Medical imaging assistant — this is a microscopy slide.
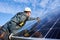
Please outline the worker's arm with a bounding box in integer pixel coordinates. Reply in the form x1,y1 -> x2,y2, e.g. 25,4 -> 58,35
28,17 -> 37,21
28,17 -> 40,22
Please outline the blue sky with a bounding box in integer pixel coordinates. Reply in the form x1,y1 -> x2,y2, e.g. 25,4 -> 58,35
0,0 -> 60,26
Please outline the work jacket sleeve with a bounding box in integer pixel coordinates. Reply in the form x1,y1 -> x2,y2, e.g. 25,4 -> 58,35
28,17 -> 37,21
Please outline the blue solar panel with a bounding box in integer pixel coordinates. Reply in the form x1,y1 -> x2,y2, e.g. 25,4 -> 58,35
1,10 -> 60,40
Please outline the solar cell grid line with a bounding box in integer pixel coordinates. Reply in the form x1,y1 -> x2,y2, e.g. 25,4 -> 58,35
44,18 -> 59,37
25,21 -> 37,29
52,27 -> 60,30
27,21 -> 40,33
41,18 -> 53,27
27,18 -> 52,36
50,29 -> 56,38
27,14 -> 58,33
31,21 -> 54,36
44,17 -> 60,38
46,29 -> 56,38
40,15 -> 58,28
45,18 -> 60,38
30,17 -> 57,37
53,18 -> 60,28
27,22 -> 40,30
30,15 -> 59,37
51,18 -> 60,38
57,18 -> 60,24
40,20 -> 57,30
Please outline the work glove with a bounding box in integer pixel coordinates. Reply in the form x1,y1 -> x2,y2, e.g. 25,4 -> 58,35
37,17 -> 40,22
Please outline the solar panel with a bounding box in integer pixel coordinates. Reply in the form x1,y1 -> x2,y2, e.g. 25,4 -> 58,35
1,11 -> 60,40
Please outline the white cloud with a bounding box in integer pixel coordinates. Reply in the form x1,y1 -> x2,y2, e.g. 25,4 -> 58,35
39,0 -> 49,8
14,0 -> 29,3
49,0 -> 60,10
13,0 -> 40,10
0,0 -> 60,15
0,2 -> 22,14
0,0 -> 39,15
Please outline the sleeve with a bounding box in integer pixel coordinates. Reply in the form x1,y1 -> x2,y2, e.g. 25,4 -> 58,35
28,17 -> 37,21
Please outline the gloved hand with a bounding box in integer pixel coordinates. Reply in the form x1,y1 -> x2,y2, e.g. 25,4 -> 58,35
37,17 -> 40,22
